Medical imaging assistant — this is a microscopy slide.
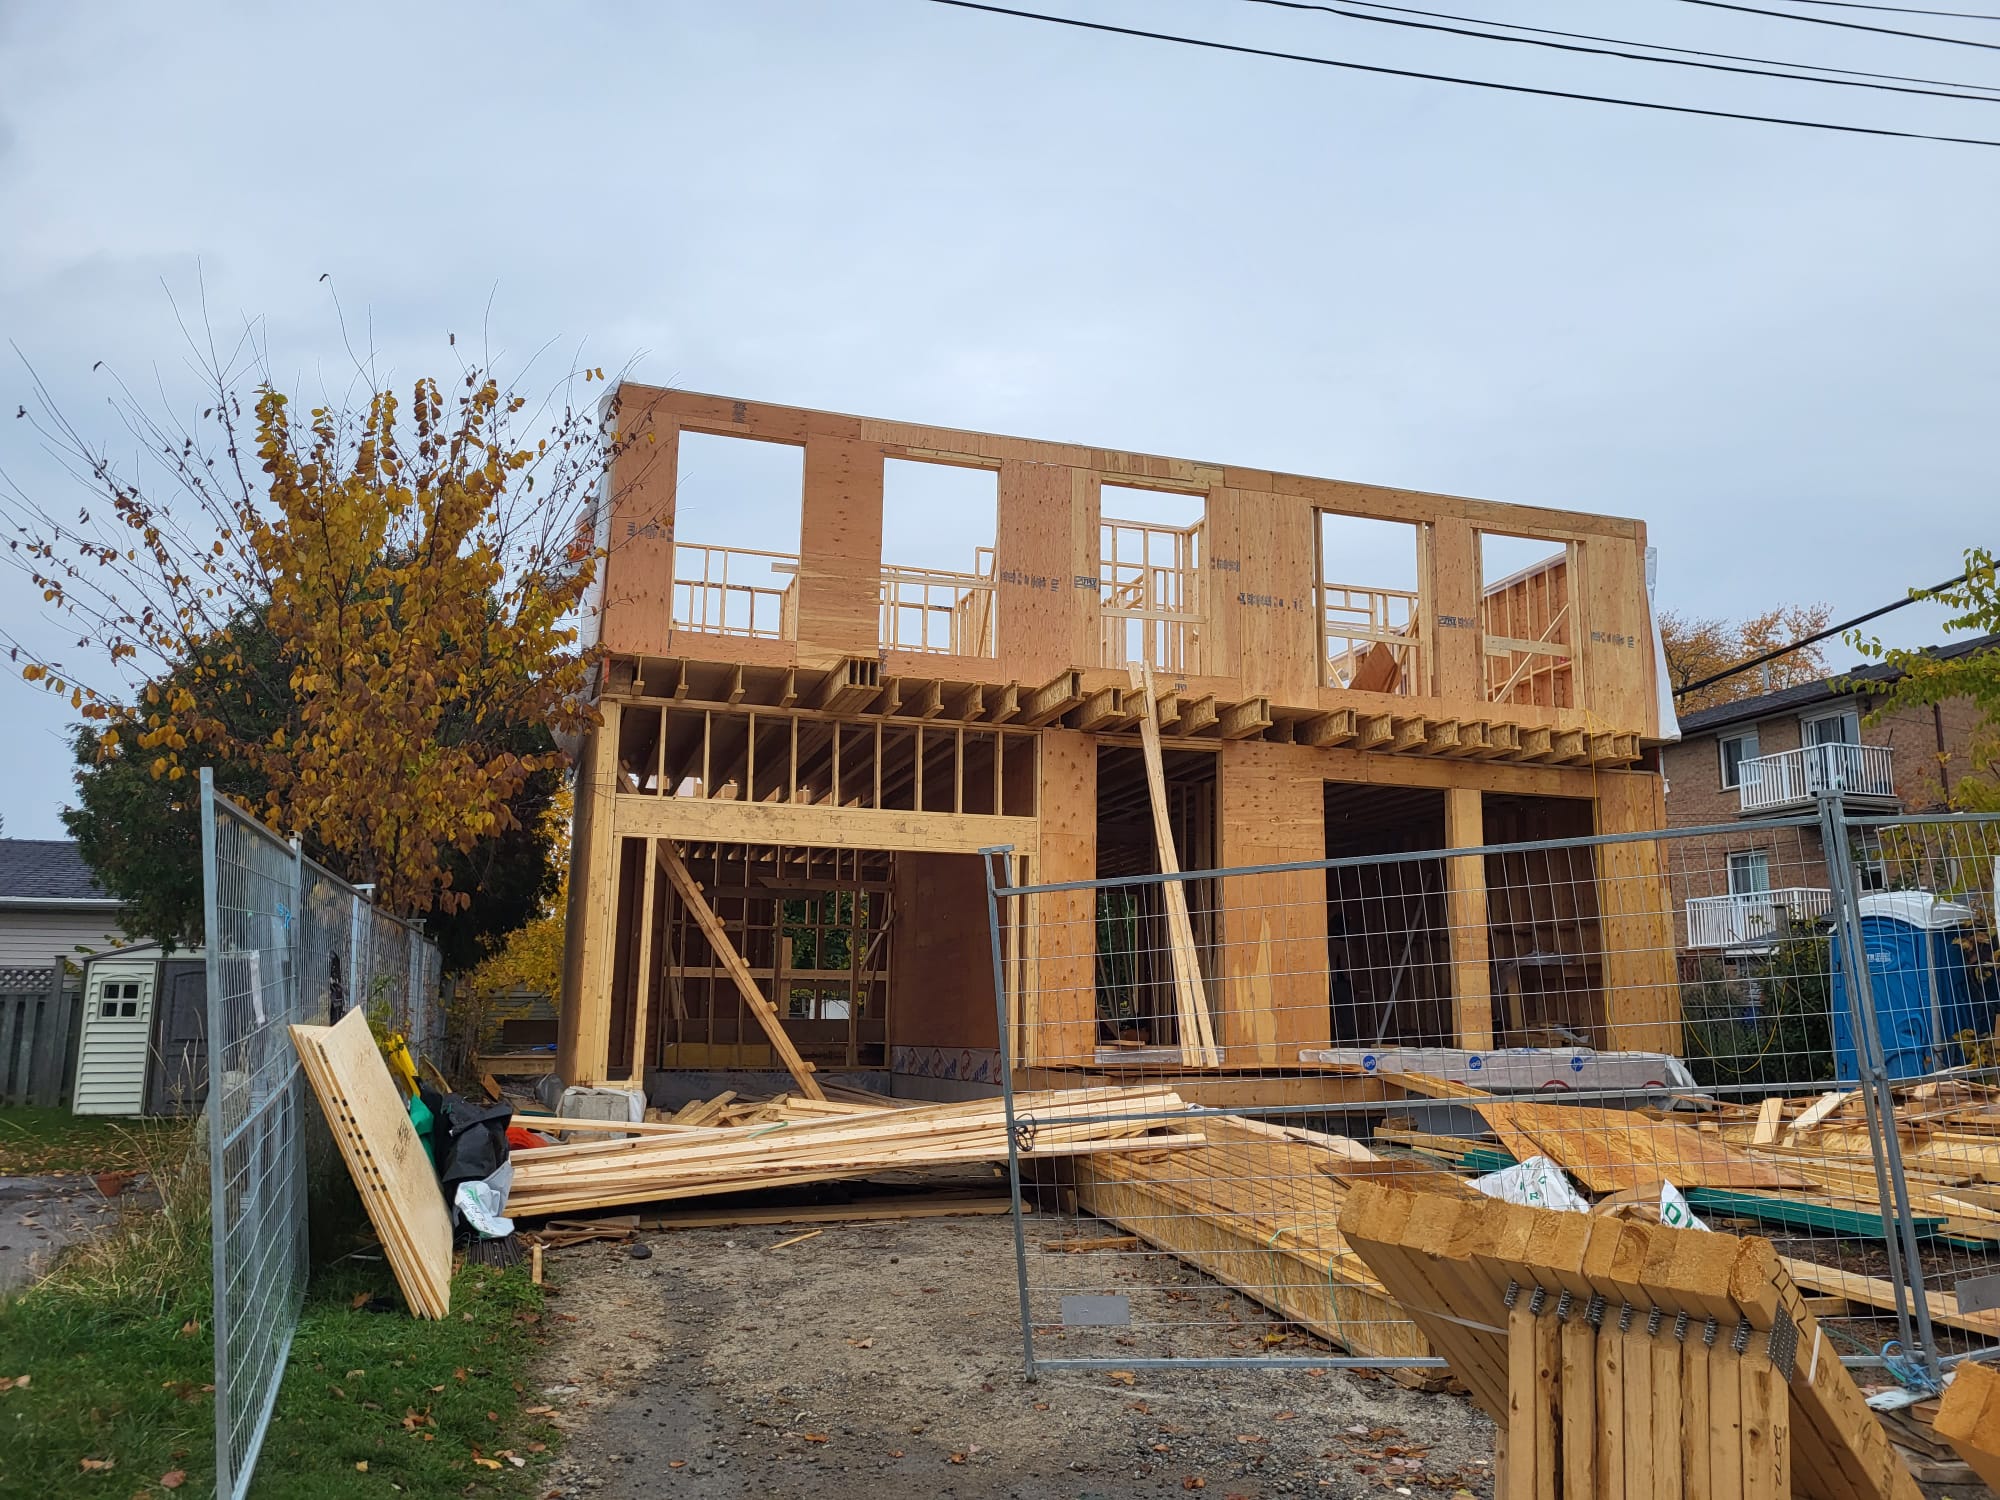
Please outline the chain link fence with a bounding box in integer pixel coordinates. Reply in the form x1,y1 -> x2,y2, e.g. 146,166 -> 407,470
984,797 -> 2000,1386
201,769 -> 443,1499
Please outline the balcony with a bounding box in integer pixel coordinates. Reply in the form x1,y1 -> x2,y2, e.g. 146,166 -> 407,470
1737,742 -> 1896,815
1686,887 -> 1833,951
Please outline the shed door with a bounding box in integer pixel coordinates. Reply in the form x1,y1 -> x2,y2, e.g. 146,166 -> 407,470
145,962 -> 208,1117
72,964 -> 157,1116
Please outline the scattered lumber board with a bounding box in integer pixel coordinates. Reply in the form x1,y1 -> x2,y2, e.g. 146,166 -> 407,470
1935,1360 -> 2000,1490
1476,1098 -> 1812,1193
638,1190 -> 1014,1231
506,1087 -> 1197,1218
291,1008 -> 453,1319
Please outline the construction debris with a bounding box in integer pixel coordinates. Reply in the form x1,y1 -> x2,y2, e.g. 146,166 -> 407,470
1339,1182 -> 1923,1500
504,1087 -> 1200,1219
1934,1360 -> 2000,1489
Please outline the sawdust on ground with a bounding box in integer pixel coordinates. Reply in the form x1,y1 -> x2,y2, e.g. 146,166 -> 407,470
532,1212 -> 1496,1500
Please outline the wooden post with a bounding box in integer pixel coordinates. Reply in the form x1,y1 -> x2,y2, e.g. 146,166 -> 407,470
655,841 -> 826,1100
1130,662 -> 1220,1067
626,837 -> 658,1087
1445,786 -> 1494,1050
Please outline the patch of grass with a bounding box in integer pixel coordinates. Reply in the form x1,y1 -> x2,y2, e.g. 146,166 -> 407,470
0,1107 -> 195,1176
0,1117 -> 557,1498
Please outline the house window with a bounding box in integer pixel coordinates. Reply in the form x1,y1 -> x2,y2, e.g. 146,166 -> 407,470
1805,708 -> 1861,748
1727,850 -> 1771,897
1719,730 -> 1759,789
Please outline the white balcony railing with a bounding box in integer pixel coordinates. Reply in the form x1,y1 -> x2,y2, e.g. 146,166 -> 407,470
1737,742 -> 1896,813
1686,887 -> 1833,949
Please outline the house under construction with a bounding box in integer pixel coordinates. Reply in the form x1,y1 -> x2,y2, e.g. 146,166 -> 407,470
556,389 -> 1676,1100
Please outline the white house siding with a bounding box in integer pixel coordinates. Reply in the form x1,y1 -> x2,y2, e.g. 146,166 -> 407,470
0,910 -> 126,969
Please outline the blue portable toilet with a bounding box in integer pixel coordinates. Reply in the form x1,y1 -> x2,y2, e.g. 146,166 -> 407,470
1831,892 -> 1991,1080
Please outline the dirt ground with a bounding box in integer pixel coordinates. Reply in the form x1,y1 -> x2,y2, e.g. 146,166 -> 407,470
533,1211 -> 1495,1500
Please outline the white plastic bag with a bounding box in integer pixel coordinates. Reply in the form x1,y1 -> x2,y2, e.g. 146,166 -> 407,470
455,1160 -> 515,1239
1659,1181 -> 1710,1232
1470,1155 -> 1590,1214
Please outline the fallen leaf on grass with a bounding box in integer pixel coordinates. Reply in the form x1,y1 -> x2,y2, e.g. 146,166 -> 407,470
178,1319 -> 199,1337
0,1375 -> 28,1393
473,1457 -> 502,1469
160,1472 -> 186,1490
354,1462 -> 367,1473
79,1457 -> 114,1471
350,1290 -> 372,1310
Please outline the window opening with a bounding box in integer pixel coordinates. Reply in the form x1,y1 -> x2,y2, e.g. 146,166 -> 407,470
1100,485 -> 1205,675
1317,511 -> 1427,694
1719,730 -> 1760,789
879,459 -> 998,657
671,432 -> 804,639
1479,531 -> 1577,706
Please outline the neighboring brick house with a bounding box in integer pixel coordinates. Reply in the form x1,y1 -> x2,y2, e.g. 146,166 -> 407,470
1661,633 -> 1997,954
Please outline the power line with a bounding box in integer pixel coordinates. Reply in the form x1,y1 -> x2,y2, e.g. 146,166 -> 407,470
1669,0 -> 2000,51
1237,0 -> 2000,102
1672,571 -> 1971,698
918,0 -> 2000,146
1780,0 -> 2000,18
1318,0 -> 2000,94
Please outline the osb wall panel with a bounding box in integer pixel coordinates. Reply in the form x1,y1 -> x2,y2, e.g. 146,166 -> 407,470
1215,741 -> 1330,1064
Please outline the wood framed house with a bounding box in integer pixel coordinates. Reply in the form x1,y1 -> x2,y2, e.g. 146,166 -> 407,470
557,389 -> 1678,1100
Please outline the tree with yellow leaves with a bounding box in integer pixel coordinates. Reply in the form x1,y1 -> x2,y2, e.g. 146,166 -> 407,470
4,329 -> 641,951
1658,603 -> 1831,714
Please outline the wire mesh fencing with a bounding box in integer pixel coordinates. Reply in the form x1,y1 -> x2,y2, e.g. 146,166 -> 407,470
983,799 -> 2000,1385
201,770 -> 443,1500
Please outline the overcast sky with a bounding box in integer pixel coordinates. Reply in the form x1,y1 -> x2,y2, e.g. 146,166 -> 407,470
1,0 -> 1994,838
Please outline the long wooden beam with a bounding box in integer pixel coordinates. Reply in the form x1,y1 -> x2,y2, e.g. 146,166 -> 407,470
1131,663 -> 1221,1067
655,840 -> 826,1100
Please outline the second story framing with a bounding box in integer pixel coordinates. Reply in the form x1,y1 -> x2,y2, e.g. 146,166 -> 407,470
589,388 -> 1665,761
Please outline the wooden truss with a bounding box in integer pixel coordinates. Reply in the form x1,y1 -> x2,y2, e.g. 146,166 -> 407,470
1339,1183 -> 1921,1500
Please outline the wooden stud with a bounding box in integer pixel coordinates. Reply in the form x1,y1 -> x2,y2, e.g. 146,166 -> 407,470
655,841 -> 825,1100
1130,663 -> 1221,1068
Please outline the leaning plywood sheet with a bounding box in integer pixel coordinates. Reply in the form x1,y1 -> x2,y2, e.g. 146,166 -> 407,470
1477,1098 -> 1813,1193
291,1008 -> 452,1319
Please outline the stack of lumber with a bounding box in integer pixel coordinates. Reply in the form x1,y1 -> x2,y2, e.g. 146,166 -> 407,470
291,1009 -> 454,1319
505,1087 -> 1198,1219
647,1089 -> 908,1129
1339,1183 -> 1923,1500
1071,1114 -> 1468,1361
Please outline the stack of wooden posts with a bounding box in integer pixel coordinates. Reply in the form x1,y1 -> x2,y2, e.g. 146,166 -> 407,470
292,1009 -> 455,1319
505,1087 -> 1200,1219
1338,1182 -> 1923,1500
1071,1114 -> 1469,1362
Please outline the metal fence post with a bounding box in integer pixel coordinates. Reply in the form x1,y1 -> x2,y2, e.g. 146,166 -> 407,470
1819,791 -> 1941,1382
980,845 -> 1038,1383
199,769 -> 234,1495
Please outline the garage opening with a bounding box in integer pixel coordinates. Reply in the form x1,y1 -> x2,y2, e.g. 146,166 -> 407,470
1323,783 -> 1450,1047
1481,793 -> 1604,1046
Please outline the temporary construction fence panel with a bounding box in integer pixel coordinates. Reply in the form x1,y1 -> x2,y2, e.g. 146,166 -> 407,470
201,770 -> 443,1500
982,799 -> 2000,1385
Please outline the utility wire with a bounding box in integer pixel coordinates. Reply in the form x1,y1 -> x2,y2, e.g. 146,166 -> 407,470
1672,572 -> 1971,698
919,0 -> 2000,146
1779,0 -> 2000,18
1309,0 -> 2000,94
1238,0 -> 2000,102
1670,0 -> 2000,52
